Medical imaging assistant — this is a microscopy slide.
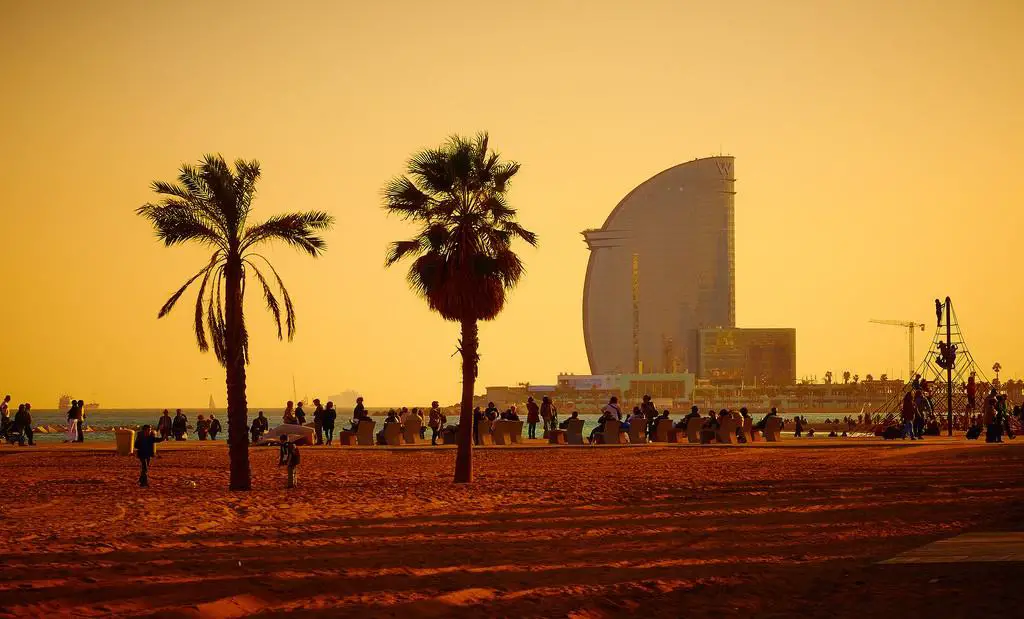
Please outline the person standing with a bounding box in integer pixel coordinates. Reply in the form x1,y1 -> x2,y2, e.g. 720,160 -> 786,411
640,395 -> 658,437
526,397 -> 540,440
428,401 -> 444,445
172,409 -> 188,441
14,403 -> 33,446
312,399 -> 324,445
208,414 -> 222,440
0,395 -> 10,439
134,425 -> 165,488
323,402 -> 337,446
196,414 -> 210,440
278,435 -> 300,489
65,405 -> 79,443
251,410 -> 269,444
901,392 -> 918,440
157,409 -> 173,440
76,400 -> 86,442
295,402 -> 306,426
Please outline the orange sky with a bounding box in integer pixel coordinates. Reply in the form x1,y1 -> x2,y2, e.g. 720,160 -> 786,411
1,0 -> 1021,408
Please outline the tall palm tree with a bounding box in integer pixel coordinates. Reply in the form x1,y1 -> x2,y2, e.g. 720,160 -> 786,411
382,133 -> 537,483
137,154 -> 333,490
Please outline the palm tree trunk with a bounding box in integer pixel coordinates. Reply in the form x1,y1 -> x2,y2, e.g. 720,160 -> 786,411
453,318 -> 478,483
224,255 -> 252,491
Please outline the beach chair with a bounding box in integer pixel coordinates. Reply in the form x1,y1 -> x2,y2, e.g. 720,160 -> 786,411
476,421 -> 494,446
652,418 -> 674,442
716,416 -> 739,444
741,417 -> 758,442
509,420 -> 524,443
601,420 -> 627,445
402,416 -> 423,445
379,422 -> 402,446
627,419 -> 648,444
686,417 -> 704,443
764,417 -> 783,442
565,418 -> 585,445
492,421 -> 511,445
548,429 -> 567,444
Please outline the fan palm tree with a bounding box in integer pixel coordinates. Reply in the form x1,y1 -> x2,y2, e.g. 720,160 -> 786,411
382,132 -> 537,483
137,154 -> 333,490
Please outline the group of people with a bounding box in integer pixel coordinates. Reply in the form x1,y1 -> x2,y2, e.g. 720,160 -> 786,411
966,388 -> 1019,442
581,396 -> 781,444
155,409 -> 222,441
374,400 -> 447,445
1,395 -> 35,446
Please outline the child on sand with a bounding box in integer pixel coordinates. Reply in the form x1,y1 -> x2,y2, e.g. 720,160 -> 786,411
278,434 -> 300,488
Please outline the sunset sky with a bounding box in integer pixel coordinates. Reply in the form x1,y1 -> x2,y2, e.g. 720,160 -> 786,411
1,0 -> 1021,409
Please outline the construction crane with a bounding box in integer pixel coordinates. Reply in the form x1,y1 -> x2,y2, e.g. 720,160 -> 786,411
869,319 -> 927,381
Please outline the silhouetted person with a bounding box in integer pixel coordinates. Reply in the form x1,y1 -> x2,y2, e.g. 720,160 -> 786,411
13,403 -> 33,446
157,409 -> 172,440
294,402 -> 306,426
526,396 -> 540,439
251,410 -> 269,443
312,398 -> 324,445
209,415 -> 222,440
172,409 -> 188,441
935,298 -> 943,327
278,434 -> 300,488
323,401 -> 337,446
428,401 -> 445,445
134,425 -> 165,487
196,414 -> 210,440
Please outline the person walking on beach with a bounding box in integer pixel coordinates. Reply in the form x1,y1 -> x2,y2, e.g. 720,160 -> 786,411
65,405 -> 79,442
209,414 -> 222,440
172,409 -> 188,441
428,401 -> 444,445
196,414 -> 210,440
134,425 -> 165,488
323,402 -> 337,446
312,399 -> 324,445
641,395 -> 658,437
251,410 -> 269,444
157,409 -> 172,440
526,397 -> 540,439
13,403 -> 33,446
76,400 -> 86,442
295,401 -> 306,426
278,435 -> 300,489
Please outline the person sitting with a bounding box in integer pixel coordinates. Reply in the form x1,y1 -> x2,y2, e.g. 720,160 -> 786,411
601,396 -> 622,421
348,397 -> 367,432
500,406 -> 520,421
589,409 -> 616,444
622,406 -> 644,432
282,401 -> 297,425
484,402 -> 500,422
559,411 -> 580,430
376,410 -> 401,444
806,427 -> 816,438
676,405 -> 701,430
251,410 -> 269,444
755,407 -> 779,431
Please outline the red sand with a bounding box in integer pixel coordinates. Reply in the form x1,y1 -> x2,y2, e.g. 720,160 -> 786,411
1,441 -> 1023,618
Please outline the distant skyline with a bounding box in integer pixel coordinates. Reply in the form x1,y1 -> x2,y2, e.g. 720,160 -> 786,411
1,0 -> 1022,407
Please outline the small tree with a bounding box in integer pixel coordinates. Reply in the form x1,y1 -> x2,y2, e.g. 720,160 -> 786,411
843,371 -> 851,385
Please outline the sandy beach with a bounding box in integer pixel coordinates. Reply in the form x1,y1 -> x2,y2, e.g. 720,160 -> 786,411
1,440 -> 1022,618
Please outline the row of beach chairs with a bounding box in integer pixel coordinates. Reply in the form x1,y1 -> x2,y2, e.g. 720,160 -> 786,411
271,414 -> 784,447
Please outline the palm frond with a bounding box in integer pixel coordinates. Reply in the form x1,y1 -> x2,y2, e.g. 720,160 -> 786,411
193,264 -> 214,352
408,148 -> 455,195
249,254 -> 296,339
382,177 -> 433,220
245,260 -> 283,339
241,211 -> 333,256
156,253 -> 221,318
385,239 -> 423,267
137,202 -> 226,249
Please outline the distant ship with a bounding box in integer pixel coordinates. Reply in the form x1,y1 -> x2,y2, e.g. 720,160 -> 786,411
58,394 -> 100,410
